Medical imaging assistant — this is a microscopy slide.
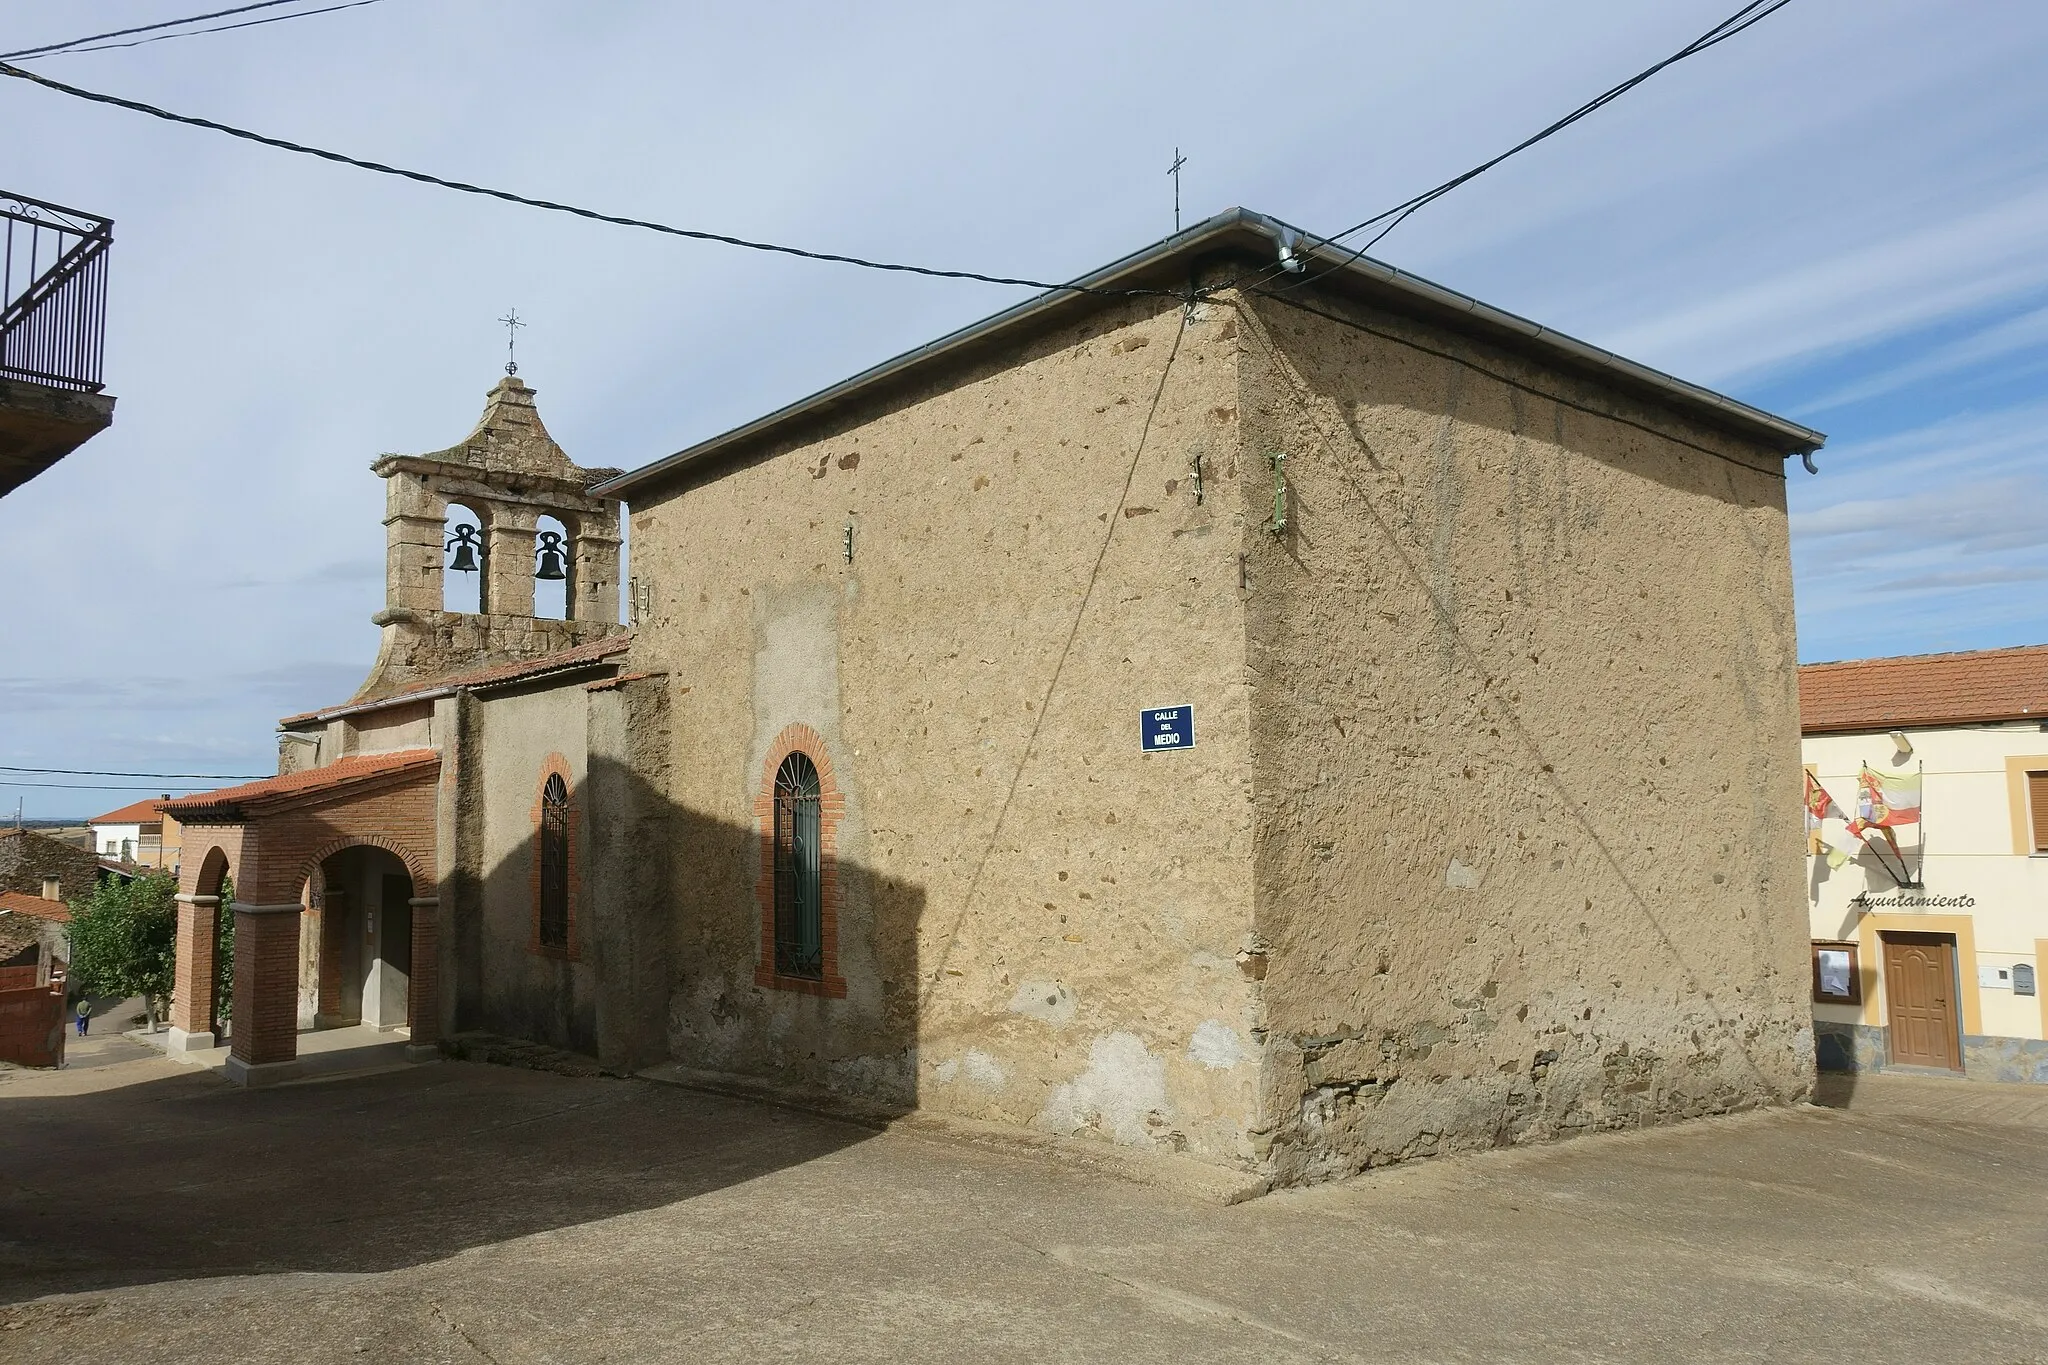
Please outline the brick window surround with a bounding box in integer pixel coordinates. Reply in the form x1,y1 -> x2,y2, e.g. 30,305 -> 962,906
754,723 -> 847,998
529,754 -> 580,960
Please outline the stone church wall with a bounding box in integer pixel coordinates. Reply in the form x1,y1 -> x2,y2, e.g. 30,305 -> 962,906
471,682 -> 599,1056
1232,289 -> 1815,1185
628,295 -> 1267,1164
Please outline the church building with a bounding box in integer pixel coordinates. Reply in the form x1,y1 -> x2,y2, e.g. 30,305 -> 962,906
163,208 -> 1826,1186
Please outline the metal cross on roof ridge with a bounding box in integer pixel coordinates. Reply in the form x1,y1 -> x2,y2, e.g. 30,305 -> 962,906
498,307 -> 525,376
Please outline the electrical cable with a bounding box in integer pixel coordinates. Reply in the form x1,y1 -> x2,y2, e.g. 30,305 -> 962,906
1,0 -> 313,61
1242,0 -> 1797,298
0,58 -> 1185,300
15,0 -> 393,59
0,781 -> 218,792
0,765 -> 268,780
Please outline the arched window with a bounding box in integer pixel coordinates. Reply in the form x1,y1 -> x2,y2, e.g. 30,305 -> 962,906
538,773 -> 570,951
534,514 -> 570,621
444,503 -> 486,614
772,753 -> 823,979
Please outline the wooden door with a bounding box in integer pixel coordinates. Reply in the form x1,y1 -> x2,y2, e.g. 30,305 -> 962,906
1882,932 -> 1962,1071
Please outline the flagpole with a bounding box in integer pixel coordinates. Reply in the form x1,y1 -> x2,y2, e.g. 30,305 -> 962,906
1914,758 -> 1925,889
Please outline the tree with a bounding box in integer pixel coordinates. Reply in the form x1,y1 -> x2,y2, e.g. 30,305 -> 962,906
215,875 -> 235,1022
67,871 -> 178,1033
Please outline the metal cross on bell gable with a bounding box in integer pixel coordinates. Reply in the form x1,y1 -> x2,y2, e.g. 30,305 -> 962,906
534,529 -> 568,581
446,523 -> 483,573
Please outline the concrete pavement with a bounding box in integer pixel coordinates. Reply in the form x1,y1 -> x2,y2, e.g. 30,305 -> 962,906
2,1048 -> 2044,1363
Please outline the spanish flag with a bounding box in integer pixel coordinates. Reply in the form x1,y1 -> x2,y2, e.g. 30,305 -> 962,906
1805,771 -> 1843,854
1855,765 -> 1921,829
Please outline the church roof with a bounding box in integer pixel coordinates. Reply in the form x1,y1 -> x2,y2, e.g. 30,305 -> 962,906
596,206 -> 1824,499
279,635 -> 633,727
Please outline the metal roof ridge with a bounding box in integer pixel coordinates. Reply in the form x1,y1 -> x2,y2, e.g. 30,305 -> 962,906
593,206 -> 1822,500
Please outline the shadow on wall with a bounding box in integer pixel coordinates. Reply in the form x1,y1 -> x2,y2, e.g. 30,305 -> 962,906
0,757 -> 932,1304
0,1061 -> 884,1304
449,749 -> 929,1119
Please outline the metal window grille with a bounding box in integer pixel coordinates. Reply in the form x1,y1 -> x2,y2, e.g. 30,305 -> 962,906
539,774 -> 570,950
1,193 -> 113,393
773,753 -> 823,978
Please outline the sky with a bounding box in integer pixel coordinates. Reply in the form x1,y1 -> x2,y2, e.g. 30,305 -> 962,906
1,0 -> 2044,817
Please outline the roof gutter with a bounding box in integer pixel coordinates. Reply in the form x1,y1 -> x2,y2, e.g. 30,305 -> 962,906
595,207 -> 1821,501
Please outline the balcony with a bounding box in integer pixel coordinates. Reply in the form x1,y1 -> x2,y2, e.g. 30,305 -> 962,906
1,192 -> 116,498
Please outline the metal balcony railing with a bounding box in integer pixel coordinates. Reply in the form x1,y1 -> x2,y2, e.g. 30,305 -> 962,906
1,192 -> 112,393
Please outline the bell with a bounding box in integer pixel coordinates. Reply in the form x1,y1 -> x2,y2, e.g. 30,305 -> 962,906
535,529 -> 568,581
446,524 -> 482,573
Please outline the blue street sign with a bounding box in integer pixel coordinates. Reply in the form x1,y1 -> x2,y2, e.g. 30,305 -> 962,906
1141,706 -> 1194,751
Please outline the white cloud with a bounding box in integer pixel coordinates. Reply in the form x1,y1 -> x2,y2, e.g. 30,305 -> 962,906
1600,185 -> 2048,384
2,0 -> 2047,808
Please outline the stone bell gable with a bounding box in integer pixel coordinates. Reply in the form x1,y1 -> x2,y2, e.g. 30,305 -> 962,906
354,376 -> 626,702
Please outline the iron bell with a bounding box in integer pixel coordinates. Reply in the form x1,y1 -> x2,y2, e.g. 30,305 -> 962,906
446,524 -> 482,573
535,529 -> 568,581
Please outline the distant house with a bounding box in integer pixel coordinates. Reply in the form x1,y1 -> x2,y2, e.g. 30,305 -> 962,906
0,886 -> 70,987
0,827 -> 99,905
86,797 -> 181,871
1802,644 -> 2048,1084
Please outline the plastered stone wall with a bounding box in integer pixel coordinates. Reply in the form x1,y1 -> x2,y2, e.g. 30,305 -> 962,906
1231,291 -> 1814,1184
631,297 -> 1265,1163
473,682 -> 598,1055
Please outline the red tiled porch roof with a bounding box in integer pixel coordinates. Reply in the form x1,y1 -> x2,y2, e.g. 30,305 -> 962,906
1799,643 -> 2048,734
162,749 -> 439,821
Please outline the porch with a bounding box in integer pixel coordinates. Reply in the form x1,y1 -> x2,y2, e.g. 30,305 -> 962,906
158,750 -> 442,1087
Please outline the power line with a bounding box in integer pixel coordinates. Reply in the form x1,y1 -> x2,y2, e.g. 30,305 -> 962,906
1,0 -> 311,61
0,59 -> 1182,300
0,765 -> 266,780
17,0 -> 393,60
0,781 -> 217,792
1250,0 -> 1797,296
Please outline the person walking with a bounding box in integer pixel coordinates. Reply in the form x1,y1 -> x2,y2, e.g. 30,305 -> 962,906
75,997 -> 91,1037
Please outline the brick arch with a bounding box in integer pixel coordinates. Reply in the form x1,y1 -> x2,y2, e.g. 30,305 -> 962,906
188,844 -> 233,900
295,833 -> 436,899
529,753 -> 579,959
753,723 -> 847,998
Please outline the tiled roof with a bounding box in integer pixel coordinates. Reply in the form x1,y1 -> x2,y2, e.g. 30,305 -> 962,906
162,749 -> 439,818
279,635 -> 631,725
0,890 -> 70,922
1799,644 -> 2048,733
87,797 -> 168,825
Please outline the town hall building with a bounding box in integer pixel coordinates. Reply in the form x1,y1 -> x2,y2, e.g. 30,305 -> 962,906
163,208 -> 1827,1187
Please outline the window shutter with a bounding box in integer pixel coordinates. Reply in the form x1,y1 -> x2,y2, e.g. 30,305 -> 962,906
2030,771 -> 2048,852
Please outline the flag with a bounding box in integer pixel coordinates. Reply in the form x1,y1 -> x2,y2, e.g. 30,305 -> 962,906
1856,765 -> 1921,829
1824,842 -> 1852,870
1805,771 -> 1845,854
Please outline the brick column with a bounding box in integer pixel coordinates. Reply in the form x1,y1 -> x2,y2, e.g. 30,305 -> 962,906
226,903 -> 304,1087
167,894 -> 218,1053
405,896 -> 440,1059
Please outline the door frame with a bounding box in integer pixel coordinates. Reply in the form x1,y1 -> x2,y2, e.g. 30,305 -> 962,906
1878,930 -> 1965,1072
1854,912 -> 1982,1038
